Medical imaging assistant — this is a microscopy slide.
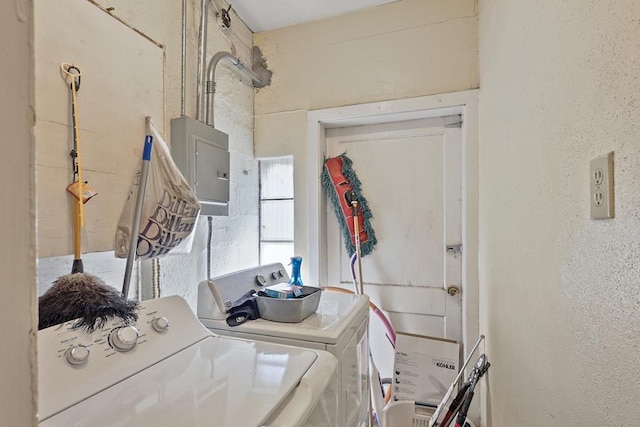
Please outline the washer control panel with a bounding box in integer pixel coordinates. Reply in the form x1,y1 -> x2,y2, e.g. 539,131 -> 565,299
44,311 -> 168,366
38,295 -> 210,422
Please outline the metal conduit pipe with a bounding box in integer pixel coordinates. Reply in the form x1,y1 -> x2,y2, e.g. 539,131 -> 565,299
205,51 -> 263,127
196,0 -> 208,121
181,0 -> 187,116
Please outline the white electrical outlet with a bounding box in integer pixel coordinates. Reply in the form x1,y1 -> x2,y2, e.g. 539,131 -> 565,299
590,152 -> 614,219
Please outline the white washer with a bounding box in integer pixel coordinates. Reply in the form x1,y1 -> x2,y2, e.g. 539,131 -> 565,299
38,295 -> 338,427
197,263 -> 370,427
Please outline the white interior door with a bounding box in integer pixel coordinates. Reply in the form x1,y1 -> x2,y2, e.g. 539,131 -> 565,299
325,115 -> 462,377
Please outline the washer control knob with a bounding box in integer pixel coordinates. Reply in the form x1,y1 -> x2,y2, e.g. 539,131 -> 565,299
109,325 -> 139,352
278,268 -> 287,278
65,345 -> 90,366
151,316 -> 169,332
255,274 -> 267,286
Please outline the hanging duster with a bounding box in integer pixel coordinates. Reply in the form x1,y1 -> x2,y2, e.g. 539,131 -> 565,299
321,153 -> 377,257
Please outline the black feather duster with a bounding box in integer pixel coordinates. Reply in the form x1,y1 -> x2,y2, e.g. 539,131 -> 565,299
38,273 -> 139,331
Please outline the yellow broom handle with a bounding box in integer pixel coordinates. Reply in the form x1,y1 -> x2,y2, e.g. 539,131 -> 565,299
70,78 -> 84,228
73,202 -> 82,259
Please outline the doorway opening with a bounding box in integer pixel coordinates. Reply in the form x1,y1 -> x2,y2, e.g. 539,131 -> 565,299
306,90 -> 480,377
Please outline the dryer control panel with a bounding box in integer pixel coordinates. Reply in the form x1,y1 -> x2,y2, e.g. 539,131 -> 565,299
197,263 -> 290,319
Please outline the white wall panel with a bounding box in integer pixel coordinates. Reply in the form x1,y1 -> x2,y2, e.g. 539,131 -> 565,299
35,0 -> 164,257
0,0 -> 36,424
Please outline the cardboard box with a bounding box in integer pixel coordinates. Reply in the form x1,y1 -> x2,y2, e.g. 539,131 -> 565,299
391,332 -> 460,406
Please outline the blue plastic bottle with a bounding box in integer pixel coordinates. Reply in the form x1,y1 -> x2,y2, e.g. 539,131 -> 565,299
288,256 -> 303,286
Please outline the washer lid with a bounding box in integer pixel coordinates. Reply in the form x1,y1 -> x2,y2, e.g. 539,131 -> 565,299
202,292 -> 369,344
40,336 -> 318,427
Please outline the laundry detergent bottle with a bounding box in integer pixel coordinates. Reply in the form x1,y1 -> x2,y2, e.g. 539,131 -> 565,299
288,256 -> 303,286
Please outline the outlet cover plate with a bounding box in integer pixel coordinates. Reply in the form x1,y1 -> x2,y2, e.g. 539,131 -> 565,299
590,152 -> 614,219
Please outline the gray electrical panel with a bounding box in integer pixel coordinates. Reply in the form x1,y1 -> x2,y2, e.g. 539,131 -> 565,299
170,116 -> 230,216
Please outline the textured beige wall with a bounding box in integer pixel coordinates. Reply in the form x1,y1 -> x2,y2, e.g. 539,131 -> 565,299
254,0 -> 479,277
254,0 -> 478,114
479,0 -> 640,425
0,0 -> 37,424
34,0 -> 165,258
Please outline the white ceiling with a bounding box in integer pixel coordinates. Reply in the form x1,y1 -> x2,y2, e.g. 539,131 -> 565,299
229,0 -> 399,32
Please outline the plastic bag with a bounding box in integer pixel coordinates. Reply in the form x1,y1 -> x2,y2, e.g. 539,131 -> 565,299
115,121 -> 200,260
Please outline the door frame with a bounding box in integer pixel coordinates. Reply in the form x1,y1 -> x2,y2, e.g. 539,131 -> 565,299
306,89 -> 479,359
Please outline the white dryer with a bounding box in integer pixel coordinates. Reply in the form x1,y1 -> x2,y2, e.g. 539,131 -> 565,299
38,295 -> 338,427
197,263 -> 371,427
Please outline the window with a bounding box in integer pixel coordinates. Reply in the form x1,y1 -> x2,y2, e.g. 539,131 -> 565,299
259,157 -> 294,266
